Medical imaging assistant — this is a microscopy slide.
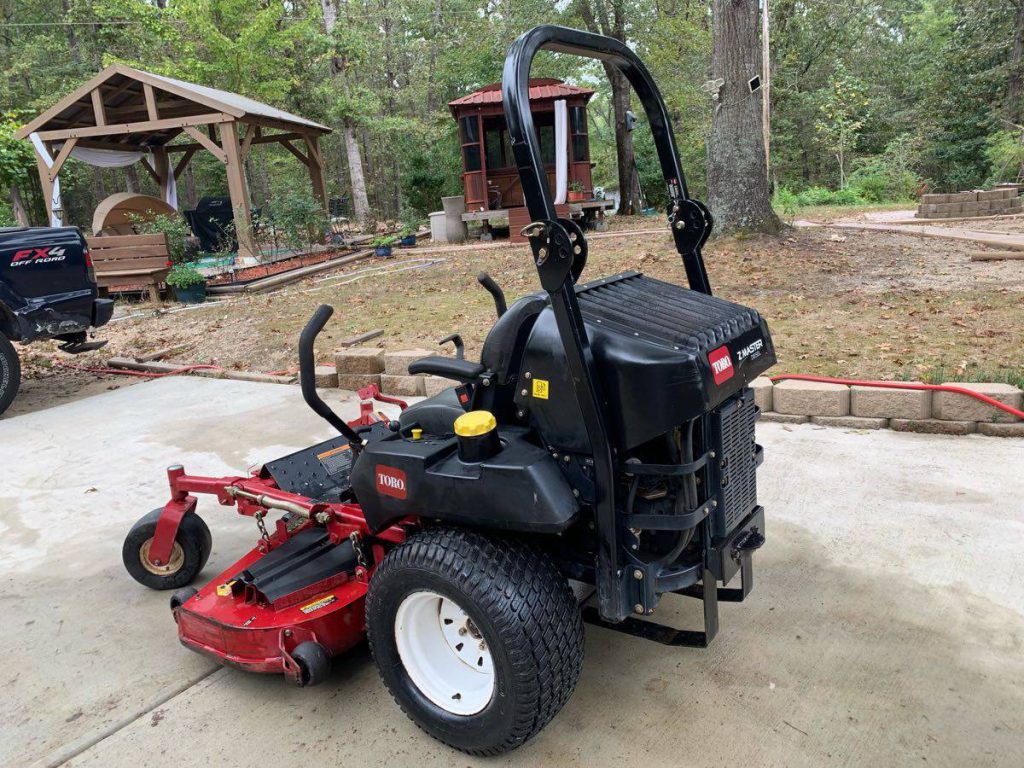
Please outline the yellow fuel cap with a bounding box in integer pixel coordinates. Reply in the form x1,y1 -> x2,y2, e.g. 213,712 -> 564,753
411,428 -> 423,440
454,410 -> 497,437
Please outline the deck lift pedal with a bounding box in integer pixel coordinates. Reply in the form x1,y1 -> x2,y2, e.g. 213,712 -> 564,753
122,25 -> 776,755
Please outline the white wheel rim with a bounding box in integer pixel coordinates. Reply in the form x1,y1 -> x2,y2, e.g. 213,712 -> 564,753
394,590 -> 495,715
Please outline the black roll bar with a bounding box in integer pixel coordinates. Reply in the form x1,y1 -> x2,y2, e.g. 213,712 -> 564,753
502,25 -> 715,623
501,24 -> 713,294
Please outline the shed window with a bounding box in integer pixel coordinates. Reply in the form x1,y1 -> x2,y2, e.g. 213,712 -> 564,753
569,106 -> 588,162
535,112 -> 556,165
460,115 -> 482,172
484,117 -> 513,170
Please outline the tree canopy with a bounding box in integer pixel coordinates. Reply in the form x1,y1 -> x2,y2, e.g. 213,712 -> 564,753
0,0 -> 1021,228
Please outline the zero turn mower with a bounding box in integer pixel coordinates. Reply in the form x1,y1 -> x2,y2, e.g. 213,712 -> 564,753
123,25 -> 776,755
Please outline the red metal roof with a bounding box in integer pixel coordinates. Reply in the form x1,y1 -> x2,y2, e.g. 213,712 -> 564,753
449,78 -> 594,112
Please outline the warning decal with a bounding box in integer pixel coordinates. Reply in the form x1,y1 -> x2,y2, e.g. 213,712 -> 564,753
532,378 -> 549,399
299,594 -> 338,614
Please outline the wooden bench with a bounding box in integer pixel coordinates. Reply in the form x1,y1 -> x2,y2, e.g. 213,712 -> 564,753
88,233 -> 171,303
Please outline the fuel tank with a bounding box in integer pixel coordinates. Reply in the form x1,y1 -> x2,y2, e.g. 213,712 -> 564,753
514,270 -> 776,453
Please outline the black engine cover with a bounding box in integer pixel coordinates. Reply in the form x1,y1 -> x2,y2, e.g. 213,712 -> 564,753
515,271 -> 775,453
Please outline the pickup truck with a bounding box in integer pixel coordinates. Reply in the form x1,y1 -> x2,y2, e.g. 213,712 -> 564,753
0,226 -> 114,416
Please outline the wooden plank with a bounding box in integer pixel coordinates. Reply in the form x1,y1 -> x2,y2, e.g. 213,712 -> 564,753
279,139 -> 310,167
36,112 -> 234,141
173,147 -> 197,180
91,89 -> 107,127
49,138 -> 78,182
92,248 -> 170,263
96,266 -> 171,277
139,156 -> 160,184
240,125 -> 256,159
143,83 -> 159,120
167,130 -> 304,153
340,329 -> 384,347
88,233 -> 166,248
969,251 -> 1024,261
182,125 -> 227,164
96,270 -> 169,286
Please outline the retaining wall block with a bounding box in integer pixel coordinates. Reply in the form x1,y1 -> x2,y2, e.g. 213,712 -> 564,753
850,384 -> 931,420
750,377 -> 773,413
381,373 -> 426,396
931,383 -> 1022,423
773,380 -> 850,416
335,347 -> 384,374
383,349 -> 434,376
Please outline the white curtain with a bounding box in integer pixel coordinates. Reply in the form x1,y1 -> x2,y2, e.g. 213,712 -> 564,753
553,99 -> 568,205
69,146 -> 144,167
29,133 -> 62,226
29,137 -> 182,227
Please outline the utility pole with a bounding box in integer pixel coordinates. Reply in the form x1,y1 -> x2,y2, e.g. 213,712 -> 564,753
762,0 -> 771,179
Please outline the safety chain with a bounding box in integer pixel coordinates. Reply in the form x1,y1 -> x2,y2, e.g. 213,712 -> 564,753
349,531 -> 368,569
254,510 -> 270,543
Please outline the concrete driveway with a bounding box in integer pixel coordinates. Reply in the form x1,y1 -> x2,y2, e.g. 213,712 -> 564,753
1,377 -> 1022,768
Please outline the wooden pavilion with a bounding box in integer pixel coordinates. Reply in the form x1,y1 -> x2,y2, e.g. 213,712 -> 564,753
448,78 -> 612,239
15,64 -> 331,258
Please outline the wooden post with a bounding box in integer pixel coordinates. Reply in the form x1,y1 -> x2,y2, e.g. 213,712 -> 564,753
304,134 -> 328,214
153,146 -> 171,203
33,147 -> 55,225
221,121 -> 255,258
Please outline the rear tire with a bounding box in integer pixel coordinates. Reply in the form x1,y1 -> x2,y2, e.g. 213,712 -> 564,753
0,335 -> 21,417
366,527 -> 584,755
123,508 -> 212,590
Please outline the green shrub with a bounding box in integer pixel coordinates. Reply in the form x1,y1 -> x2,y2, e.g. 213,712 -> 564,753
271,191 -> 329,253
166,262 -> 206,288
129,213 -> 191,264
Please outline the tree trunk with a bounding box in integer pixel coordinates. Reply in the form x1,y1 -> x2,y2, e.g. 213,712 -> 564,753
707,0 -> 781,234
9,182 -> 29,226
125,165 -> 140,194
1009,1 -> 1024,124
344,124 -> 370,224
576,0 -> 642,215
321,0 -> 371,226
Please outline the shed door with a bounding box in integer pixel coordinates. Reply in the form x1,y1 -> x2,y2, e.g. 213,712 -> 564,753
460,115 -> 486,209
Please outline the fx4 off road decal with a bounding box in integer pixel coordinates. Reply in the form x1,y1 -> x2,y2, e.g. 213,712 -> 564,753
9,246 -> 68,267
375,465 -> 408,500
708,345 -> 734,385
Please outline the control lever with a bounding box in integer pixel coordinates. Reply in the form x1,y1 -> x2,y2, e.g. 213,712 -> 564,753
477,272 -> 507,318
298,305 -> 362,450
439,333 -> 465,359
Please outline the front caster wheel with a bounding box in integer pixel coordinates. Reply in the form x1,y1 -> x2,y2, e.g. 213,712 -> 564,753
122,508 -> 212,590
291,641 -> 331,687
366,528 -> 584,756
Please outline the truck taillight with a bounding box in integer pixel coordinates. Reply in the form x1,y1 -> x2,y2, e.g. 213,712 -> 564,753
84,248 -> 96,283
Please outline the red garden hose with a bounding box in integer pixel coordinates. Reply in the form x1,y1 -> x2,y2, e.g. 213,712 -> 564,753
770,374 -> 1024,421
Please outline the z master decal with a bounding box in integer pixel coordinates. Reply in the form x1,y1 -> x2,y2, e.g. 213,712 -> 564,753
708,345 -> 734,385
375,465 -> 408,500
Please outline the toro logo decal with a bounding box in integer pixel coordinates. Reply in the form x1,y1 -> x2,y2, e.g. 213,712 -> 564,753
10,247 -> 68,267
708,345 -> 734,385
375,465 -> 408,500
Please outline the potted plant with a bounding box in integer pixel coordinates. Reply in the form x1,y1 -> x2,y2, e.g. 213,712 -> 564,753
567,180 -> 587,202
372,235 -> 397,258
399,209 -> 420,246
166,262 -> 207,304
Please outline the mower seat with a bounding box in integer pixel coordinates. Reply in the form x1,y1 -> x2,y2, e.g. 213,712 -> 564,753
480,294 -> 547,384
398,387 -> 465,435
